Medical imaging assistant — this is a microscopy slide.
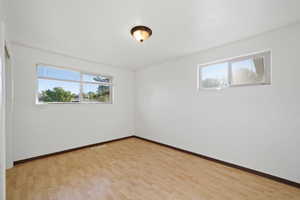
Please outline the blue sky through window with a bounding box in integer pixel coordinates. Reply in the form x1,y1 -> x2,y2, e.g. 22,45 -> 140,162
201,62 -> 228,81
37,65 -> 112,95
38,66 -> 80,81
38,66 -> 81,94
38,79 -> 80,94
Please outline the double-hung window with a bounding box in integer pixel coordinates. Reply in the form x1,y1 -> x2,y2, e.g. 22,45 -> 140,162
37,65 -> 113,104
198,51 -> 271,90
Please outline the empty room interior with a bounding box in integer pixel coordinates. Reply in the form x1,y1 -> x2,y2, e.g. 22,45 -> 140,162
1,0 -> 300,199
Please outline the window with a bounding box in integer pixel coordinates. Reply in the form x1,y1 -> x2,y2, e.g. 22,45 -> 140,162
37,65 -> 113,104
198,51 -> 271,90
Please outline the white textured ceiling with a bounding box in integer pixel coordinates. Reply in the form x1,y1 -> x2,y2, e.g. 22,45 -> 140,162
7,0 -> 300,70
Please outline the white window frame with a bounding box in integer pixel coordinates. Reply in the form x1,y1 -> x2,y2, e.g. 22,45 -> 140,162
36,63 -> 114,104
197,50 -> 271,90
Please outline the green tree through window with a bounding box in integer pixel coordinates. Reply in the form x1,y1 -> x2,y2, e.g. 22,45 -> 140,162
39,87 -> 77,102
37,65 -> 112,103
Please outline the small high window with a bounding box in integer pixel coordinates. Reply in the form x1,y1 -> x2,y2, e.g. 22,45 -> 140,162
36,65 -> 113,104
198,51 -> 271,90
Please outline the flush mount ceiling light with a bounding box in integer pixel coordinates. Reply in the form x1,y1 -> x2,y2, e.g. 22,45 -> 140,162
131,25 -> 152,43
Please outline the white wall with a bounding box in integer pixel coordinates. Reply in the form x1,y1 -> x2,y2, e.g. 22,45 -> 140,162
136,23 -> 300,183
5,49 -> 13,169
10,44 -> 135,161
0,0 -> 6,198
0,25 -> 6,200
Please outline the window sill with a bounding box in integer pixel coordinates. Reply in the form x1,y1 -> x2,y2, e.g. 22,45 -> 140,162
35,102 -> 113,105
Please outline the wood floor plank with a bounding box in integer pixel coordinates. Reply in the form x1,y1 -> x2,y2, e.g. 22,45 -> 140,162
6,138 -> 300,200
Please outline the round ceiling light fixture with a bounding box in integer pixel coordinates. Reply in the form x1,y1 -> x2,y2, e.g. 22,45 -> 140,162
130,25 -> 152,43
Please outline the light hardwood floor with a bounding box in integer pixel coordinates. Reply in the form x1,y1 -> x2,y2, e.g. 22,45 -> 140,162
6,138 -> 300,200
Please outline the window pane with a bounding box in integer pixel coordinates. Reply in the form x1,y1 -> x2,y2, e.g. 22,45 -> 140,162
231,57 -> 265,85
82,74 -> 111,83
200,63 -> 229,89
37,65 -> 80,81
38,79 -> 80,103
82,84 -> 111,103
